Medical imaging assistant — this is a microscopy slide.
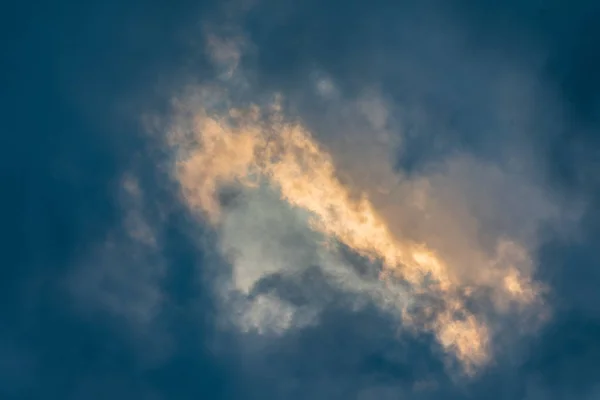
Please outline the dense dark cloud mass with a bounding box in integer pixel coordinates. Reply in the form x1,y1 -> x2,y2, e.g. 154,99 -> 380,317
3,0 -> 600,399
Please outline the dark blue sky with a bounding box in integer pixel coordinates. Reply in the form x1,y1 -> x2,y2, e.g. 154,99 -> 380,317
3,1 -> 600,399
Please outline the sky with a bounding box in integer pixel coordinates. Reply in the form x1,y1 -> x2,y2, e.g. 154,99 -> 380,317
3,0 -> 600,399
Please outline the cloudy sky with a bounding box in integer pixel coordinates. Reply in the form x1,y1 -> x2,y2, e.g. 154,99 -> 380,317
4,0 -> 600,399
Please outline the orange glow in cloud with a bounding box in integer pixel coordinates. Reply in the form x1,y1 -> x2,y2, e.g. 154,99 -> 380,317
167,93 -> 547,373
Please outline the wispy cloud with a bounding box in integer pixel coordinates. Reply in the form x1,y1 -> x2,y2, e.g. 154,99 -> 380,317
163,26 -> 570,375
68,172 -> 171,361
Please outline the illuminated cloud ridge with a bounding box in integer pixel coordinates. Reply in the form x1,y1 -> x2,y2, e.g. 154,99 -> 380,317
164,33 -> 557,374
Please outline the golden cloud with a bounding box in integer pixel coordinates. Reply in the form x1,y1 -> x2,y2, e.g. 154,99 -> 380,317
167,92 -> 549,373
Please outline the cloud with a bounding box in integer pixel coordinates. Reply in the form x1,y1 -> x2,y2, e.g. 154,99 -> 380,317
160,22 -> 574,377
34,0 -> 599,398
20,0 -> 596,398
67,172 -> 171,361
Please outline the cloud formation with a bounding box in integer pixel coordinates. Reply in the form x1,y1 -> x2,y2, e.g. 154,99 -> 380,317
163,27 -> 566,374
68,172 -> 171,362
12,0 -> 600,398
